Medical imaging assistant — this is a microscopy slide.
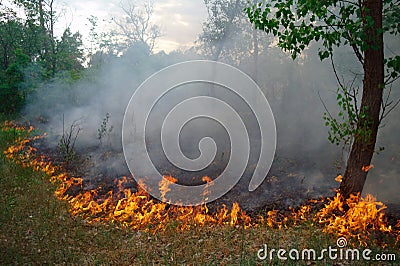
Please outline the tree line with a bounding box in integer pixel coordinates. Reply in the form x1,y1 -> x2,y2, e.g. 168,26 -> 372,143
0,0 -> 84,114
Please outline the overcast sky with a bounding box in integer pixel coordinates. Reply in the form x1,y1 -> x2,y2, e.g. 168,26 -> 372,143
54,0 -> 208,53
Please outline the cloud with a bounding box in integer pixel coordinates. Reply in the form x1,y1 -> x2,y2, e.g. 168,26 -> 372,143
153,0 -> 207,52
54,0 -> 208,53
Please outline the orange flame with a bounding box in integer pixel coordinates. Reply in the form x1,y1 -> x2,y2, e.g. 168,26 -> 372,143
362,164 -> 374,172
202,176 -> 213,183
2,122 -> 252,232
200,176 -> 214,201
2,121 -> 398,244
316,192 -> 392,246
335,175 -> 342,183
159,175 -> 177,203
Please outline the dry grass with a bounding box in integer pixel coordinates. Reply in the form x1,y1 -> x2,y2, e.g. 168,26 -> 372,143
0,124 -> 398,265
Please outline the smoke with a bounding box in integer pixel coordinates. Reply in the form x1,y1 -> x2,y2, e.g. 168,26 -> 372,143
22,5 -> 400,208
362,34 -> 400,204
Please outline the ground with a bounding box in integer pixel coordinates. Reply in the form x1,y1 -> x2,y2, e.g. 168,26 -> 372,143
0,124 -> 399,265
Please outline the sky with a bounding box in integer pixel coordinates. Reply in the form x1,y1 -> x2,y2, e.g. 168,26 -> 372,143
55,0 -> 208,53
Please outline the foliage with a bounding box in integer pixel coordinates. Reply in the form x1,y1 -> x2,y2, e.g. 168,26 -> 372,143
199,0 -> 245,59
198,0 -> 266,64
323,88 -> 372,146
247,1 -> 395,62
0,1 -> 84,115
246,0 -> 399,146
323,89 -> 357,146
97,112 -> 113,145
0,49 -> 30,114
56,28 -> 84,72
245,0 -> 400,91
246,0 -> 400,196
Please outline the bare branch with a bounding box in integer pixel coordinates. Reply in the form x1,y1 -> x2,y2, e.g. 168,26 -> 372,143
380,84 -> 400,123
385,73 -> 400,86
111,0 -> 161,53
318,90 -> 334,121
330,55 -> 345,89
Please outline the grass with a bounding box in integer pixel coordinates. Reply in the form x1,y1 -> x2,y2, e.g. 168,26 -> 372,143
0,124 -> 399,265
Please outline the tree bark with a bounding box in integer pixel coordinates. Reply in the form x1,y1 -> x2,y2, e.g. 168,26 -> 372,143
339,0 -> 384,199
38,0 -> 48,58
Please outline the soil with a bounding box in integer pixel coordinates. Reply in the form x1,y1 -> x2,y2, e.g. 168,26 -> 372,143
32,135 -> 400,225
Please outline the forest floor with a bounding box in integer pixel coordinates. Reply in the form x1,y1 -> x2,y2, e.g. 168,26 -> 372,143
0,122 -> 399,265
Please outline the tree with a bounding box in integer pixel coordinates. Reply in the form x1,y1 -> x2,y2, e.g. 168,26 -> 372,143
0,0 -> 84,115
0,6 -> 44,115
0,8 -> 42,71
8,0 -> 84,74
246,0 -> 400,198
198,0 -> 280,88
0,49 -> 30,114
110,0 -> 161,54
12,0 -> 57,76
56,28 -> 84,72
199,0 -> 244,61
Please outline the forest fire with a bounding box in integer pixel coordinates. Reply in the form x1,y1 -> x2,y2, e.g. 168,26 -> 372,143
316,193 -> 394,246
2,122 -> 399,245
2,122 -> 252,231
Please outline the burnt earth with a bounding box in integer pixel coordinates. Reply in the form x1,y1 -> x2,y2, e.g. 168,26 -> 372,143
32,135 -> 400,221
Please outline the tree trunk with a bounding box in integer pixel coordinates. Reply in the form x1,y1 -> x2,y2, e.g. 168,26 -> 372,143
38,0 -> 48,57
49,0 -> 56,77
339,0 -> 384,199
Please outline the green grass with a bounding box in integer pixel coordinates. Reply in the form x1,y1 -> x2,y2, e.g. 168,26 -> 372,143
0,124 -> 399,265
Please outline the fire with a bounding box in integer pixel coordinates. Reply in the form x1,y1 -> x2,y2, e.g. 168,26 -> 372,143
202,176 -> 213,183
2,122 -> 251,232
2,121 -> 399,244
316,192 -> 393,246
362,164 -> 374,172
335,175 -> 343,183
397,220 -> 400,242
159,175 -> 177,203
201,175 -> 214,201
291,205 -> 311,222
266,210 -> 287,229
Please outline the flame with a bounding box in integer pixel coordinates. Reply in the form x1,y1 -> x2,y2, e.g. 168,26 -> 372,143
362,164 -> 374,172
264,205 -> 312,229
316,192 -> 393,246
2,122 -> 251,232
335,175 -> 343,183
202,176 -> 213,183
2,121 -> 399,244
266,210 -> 285,228
201,176 -> 214,201
159,175 -> 177,203
397,220 -> 400,242
291,205 -> 311,222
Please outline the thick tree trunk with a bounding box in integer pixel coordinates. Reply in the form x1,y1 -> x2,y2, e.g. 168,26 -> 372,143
339,0 -> 384,199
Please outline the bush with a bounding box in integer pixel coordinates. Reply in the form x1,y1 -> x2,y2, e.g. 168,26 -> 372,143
0,84 -> 25,115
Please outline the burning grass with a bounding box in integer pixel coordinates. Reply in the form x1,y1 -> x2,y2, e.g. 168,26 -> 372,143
2,121 -> 252,232
1,121 -> 399,264
316,192 -> 395,246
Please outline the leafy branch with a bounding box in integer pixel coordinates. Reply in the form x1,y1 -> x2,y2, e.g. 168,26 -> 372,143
98,112 -> 113,145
